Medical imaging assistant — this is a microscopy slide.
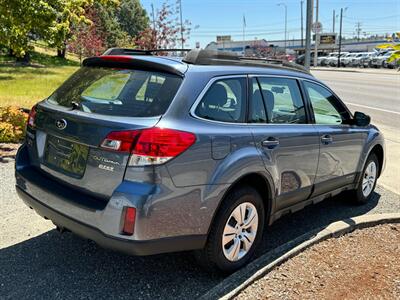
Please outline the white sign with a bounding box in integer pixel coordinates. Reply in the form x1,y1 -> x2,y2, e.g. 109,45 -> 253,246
312,22 -> 323,33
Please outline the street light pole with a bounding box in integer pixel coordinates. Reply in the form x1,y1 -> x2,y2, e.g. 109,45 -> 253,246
277,3 -> 287,50
301,0 -> 304,48
313,0 -> 319,67
338,8 -> 343,68
304,0 -> 313,70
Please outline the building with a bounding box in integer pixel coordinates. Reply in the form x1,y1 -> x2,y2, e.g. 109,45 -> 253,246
206,39 -> 269,56
206,36 -> 389,56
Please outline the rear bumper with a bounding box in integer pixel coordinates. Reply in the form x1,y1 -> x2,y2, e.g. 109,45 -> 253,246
16,186 -> 206,256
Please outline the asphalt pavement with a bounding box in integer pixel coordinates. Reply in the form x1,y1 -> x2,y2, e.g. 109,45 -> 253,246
1,159 -> 399,299
1,69 -> 399,299
312,69 -> 400,195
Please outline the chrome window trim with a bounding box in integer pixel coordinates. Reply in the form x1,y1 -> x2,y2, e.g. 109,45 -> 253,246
189,73 -> 350,127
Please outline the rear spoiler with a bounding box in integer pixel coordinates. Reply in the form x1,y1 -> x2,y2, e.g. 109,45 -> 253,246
82,56 -> 186,77
103,48 -> 191,56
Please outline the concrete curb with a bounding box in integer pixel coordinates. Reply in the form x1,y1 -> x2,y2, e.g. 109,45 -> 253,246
200,213 -> 400,300
311,67 -> 399,75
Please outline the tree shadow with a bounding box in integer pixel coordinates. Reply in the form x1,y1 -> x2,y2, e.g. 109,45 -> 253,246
0,191 -> 383,299
0,75 -> 14,80
0,65 -> 59,76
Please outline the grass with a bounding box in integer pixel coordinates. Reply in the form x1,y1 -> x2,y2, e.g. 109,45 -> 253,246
0,47 -> 80,108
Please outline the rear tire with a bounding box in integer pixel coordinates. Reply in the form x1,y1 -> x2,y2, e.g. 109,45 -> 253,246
350,153 -> 379,204
195,185 -> 265,273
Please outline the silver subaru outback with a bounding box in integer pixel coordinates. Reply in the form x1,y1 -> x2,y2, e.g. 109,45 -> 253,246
15,49 -> 385,272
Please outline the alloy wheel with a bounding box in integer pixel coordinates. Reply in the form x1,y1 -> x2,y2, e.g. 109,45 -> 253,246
362,161 -> 377,197
221,202 -> 259,262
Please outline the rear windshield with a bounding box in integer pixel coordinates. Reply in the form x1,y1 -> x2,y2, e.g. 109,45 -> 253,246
47,67 -> 183,117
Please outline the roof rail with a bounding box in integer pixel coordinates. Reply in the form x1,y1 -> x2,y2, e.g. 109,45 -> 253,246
102,48 -> 192,56
182,49 -> 310,74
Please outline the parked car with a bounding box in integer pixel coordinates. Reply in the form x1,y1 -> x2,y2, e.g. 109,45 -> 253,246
295,51 -> 324,66
340,53 -> 358,67
387,57 -> 399,69
370,51 -> 394,68
15,49 -> 385,273
318,52 -> 338,66
328,52 -> 349,67
358,52 -> 375,68
350,53 -> 367,67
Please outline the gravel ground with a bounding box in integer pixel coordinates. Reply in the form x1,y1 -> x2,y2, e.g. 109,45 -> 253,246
236,224 -> 400,300
1,161 -> 399,299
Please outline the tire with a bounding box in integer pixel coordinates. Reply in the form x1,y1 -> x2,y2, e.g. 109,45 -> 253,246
195,185 -> 265,273
350,153 -> 379,204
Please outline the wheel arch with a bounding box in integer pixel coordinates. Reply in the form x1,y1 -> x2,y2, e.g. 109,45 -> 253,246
369,144 -> 384,177
207,172 -> 274,235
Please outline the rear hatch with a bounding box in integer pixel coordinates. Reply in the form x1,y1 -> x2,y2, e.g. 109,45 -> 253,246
27,58 -> 184,199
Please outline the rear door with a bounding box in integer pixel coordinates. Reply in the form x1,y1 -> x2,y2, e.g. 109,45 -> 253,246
27,65 -> 183,199
248,76 -> 320,210
302,80 -> 367,196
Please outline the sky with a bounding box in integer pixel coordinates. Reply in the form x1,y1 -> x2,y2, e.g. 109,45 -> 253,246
140,0 -> 400,48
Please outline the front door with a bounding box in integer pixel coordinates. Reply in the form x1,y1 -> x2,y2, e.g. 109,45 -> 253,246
302,80 -> 367,196
248,76 -> 320,210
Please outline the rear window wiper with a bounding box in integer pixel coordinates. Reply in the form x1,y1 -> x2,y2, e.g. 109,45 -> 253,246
71,101 -> 81,110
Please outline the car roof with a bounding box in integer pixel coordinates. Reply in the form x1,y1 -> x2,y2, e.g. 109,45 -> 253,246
94,48 -> 314,80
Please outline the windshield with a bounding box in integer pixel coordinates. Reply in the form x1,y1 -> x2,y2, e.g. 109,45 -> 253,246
47,67 -> 183,117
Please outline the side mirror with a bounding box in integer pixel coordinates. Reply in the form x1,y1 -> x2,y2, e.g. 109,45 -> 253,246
354,111 -> 371,126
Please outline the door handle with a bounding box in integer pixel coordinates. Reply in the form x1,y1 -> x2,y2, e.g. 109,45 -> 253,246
321,135 -> 333,144
261,138 -> 279,149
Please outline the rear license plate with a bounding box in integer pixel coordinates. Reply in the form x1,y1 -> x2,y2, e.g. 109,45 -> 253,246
44,135 -> 89,177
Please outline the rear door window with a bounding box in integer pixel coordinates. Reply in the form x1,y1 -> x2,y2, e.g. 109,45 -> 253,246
195,77 -> 247,123
47,67 -> 183,117
257,77 -> 307,124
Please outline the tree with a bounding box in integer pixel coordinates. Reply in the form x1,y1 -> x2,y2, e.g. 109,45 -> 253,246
135,1 -> 192,50
68,7 -> 106,63
117,0 -> 149,38
47,0 -> 95,58
0,0 -> 56,61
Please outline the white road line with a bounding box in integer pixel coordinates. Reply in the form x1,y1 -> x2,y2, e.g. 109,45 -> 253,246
345,102 -> 400,115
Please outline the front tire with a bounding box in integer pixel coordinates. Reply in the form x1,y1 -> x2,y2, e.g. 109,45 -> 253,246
351,153 -> 379,204
195,186 -> 265,273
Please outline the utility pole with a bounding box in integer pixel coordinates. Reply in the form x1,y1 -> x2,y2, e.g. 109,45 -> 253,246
313,0 -> 319,67
243,14 -> 246,55
355,22 -> 362,41
301,0 -> 304,48
277,3 -> 287,50
151,3 -> 157,49
304,0 -> 313,70
178,0 -> 184,50
332,9 -> 335,33
338,8 -> 343,68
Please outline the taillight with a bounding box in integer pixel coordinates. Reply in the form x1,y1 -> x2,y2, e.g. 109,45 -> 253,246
27,105 -> 37,128
122,206 -> 136,235
100,127 -> 196,166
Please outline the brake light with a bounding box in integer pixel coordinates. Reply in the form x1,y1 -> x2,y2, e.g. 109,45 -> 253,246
100,55 -> 133,63
100,127 -> 196,166
27,105 -> 37,128
122,207 -> 136,235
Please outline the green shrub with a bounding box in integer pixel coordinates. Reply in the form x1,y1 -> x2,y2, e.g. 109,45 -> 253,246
0,106 -> 28,142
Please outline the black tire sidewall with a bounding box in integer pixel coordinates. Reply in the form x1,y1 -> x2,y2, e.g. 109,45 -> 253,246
356,153 -> 379,204
210,186 -> 265,272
